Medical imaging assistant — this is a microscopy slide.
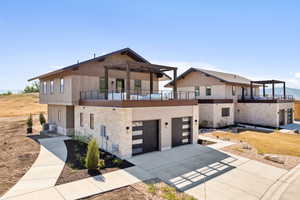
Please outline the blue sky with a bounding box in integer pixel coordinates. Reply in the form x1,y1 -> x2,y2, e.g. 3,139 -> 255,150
1,0 -> 300,90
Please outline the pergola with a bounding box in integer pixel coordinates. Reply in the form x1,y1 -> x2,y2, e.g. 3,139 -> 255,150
104,61 -> 178,99
250,80 -> 286,100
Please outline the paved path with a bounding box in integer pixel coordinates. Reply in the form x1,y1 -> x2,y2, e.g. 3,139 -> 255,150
128,143 -> 288,200
1,136 -> 69,200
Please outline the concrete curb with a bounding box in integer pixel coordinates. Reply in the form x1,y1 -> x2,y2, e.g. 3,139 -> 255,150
261,164 -> 300,200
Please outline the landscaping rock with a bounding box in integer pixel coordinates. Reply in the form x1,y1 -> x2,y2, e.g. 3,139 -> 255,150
264,155 -> 285,164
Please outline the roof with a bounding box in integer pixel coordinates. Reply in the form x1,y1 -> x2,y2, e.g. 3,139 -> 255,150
28,48 -> 160,81
251,80 -> 285,84
165,67 -> 254,87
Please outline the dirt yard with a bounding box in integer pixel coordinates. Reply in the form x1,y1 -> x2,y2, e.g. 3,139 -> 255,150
0,93 -> 46,196
81,179 -> 196,200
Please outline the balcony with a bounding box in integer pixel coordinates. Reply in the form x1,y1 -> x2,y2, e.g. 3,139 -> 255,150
79,90 -> 198,107
238,95 -> 294,103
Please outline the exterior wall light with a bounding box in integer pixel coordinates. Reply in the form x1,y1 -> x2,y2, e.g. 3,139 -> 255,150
165,122 -> 168,127
194,119 -> 198,123
126,126 -> 130,130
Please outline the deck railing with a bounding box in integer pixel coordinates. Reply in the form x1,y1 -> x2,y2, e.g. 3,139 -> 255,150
80,89 -> 197,101
238,95 -> 294,101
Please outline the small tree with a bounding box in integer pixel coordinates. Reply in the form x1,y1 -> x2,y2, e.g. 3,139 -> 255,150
39,113 -> 46,126
27,114 -> 33,134
85,139 -> 99,171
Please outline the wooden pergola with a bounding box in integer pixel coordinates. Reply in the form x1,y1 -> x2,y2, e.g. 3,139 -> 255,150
104,61 -> 178,99
250,80 -> 286,100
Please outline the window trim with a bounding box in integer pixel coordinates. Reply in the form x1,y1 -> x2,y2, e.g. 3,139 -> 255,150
222,107 -> 230,117
43,82 -> 47,94
58,110 -> 61,121
195,86 -> 200,97
232,86 -> 236,96
60,78 -> 64,93
80,113 -> 84,127
50,80 -> 54,94
90,113 -> 94,130
206,87 -> 212,96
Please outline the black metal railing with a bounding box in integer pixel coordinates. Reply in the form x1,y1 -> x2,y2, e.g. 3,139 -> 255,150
80,89 -> 197,101
238,95 -> 294,101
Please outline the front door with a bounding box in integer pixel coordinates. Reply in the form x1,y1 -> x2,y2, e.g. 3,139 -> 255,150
172,117 -> 192,147
116,79 -> 125,93
287,108 -> 293,124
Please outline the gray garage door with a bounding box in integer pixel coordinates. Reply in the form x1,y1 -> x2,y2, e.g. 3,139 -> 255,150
132,120 -> 159,156
172,117 -> 192,147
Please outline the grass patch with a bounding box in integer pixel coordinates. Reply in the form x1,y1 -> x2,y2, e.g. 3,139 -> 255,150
0,93 -> 46,117
212,131 -> 300,157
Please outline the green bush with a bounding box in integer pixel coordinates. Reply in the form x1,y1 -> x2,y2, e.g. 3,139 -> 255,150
112,158 -> 123,166
98,159 -> 105,169
85,139 -> 99,170
23,81 -> 40,93
39,113 -> 46,126
147,184 -> 157,195
27,114 -> 33,128
0,91 -> 12,96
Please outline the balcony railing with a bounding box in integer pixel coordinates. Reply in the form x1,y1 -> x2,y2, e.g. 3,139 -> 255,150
80,89 -> 197,101
238,95 -> 294,101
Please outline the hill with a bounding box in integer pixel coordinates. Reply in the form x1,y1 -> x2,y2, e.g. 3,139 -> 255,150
0,93 -> 47,117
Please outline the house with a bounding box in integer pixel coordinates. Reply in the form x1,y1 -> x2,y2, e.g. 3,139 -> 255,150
165,68 -> 294,128
29,48 -> 199,159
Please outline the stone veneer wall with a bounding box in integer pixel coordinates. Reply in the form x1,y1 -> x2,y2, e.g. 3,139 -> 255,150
235,102 -> 294,127
74,105 -> 199,158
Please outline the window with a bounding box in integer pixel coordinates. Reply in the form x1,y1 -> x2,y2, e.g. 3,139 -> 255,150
232,86 -> 236,96
99,77 -> 106,93
195,86 -> 200,97
206,87 -> 212,96
90,114 -> 94,129
134,80 -> 142,93
60,78 -> 64,93
50,80 -> 54,94
43,82 -> 47,94
58,111 -> 61,121
80,113 -> 83,127
222,107 -> 230,117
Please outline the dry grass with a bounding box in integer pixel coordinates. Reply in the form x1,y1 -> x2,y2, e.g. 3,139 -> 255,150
212,131 -> 300,157
0,93 -> 46,117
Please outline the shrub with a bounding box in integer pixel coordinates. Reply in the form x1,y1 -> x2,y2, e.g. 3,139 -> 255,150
27,114 -> 33,128
23,81 -> 40,93
85,139 -> 99,170
112,157 -> 123,166
147,184 -> 157,195
98,159 -> 105,169
161,186 -> 177,200
39,113 -> 46,126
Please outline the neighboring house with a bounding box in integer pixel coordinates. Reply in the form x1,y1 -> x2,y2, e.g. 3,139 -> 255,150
165,68 -> 294,128
29,48 -> 199,159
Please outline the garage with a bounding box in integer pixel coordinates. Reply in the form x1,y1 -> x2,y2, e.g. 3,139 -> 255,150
172,117 -> 192,147
132,120 -> 159,156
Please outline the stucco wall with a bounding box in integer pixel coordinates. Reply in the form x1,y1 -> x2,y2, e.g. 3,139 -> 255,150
198,103 -> 234,128
39,53 -> 159,105
235,102 -> 293,127
48,105 -> 74,135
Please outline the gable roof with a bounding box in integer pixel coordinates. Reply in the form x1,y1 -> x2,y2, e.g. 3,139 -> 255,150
165,67 -> 253,87
28,48 -> 152,81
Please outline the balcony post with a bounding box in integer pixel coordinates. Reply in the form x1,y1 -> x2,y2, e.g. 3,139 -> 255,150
263,84 -> 266,97
173,69 -> 177,99
283,82 -> 286,99
272,81 -> 275,100
150,72 -> 153,95
250,82 -> 253,99
104,67 -> 108,100
126,63 -> 131,100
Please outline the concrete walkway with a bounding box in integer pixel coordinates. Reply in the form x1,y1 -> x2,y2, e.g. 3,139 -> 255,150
2,166 -> 153,200
1,136 -> 69,200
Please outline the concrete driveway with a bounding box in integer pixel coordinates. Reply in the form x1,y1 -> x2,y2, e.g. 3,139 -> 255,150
128,144 -> 288,200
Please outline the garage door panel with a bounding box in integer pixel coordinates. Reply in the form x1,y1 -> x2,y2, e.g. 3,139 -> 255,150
132,120 -> 159,156
172,117 -> 192,147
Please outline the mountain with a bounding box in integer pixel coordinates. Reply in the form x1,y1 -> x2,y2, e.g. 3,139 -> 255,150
262,87 -> 300,100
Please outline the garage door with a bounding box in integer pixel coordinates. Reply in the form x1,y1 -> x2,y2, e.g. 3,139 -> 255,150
132,120 -> 159,156
172,117 -> 192,147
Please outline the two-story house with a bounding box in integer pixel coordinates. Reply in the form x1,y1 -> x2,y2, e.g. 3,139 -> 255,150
165,68 -> 294,128
29,48 -> 199,159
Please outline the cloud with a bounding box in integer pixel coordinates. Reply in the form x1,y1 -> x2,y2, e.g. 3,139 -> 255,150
295,72 -> 300,78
